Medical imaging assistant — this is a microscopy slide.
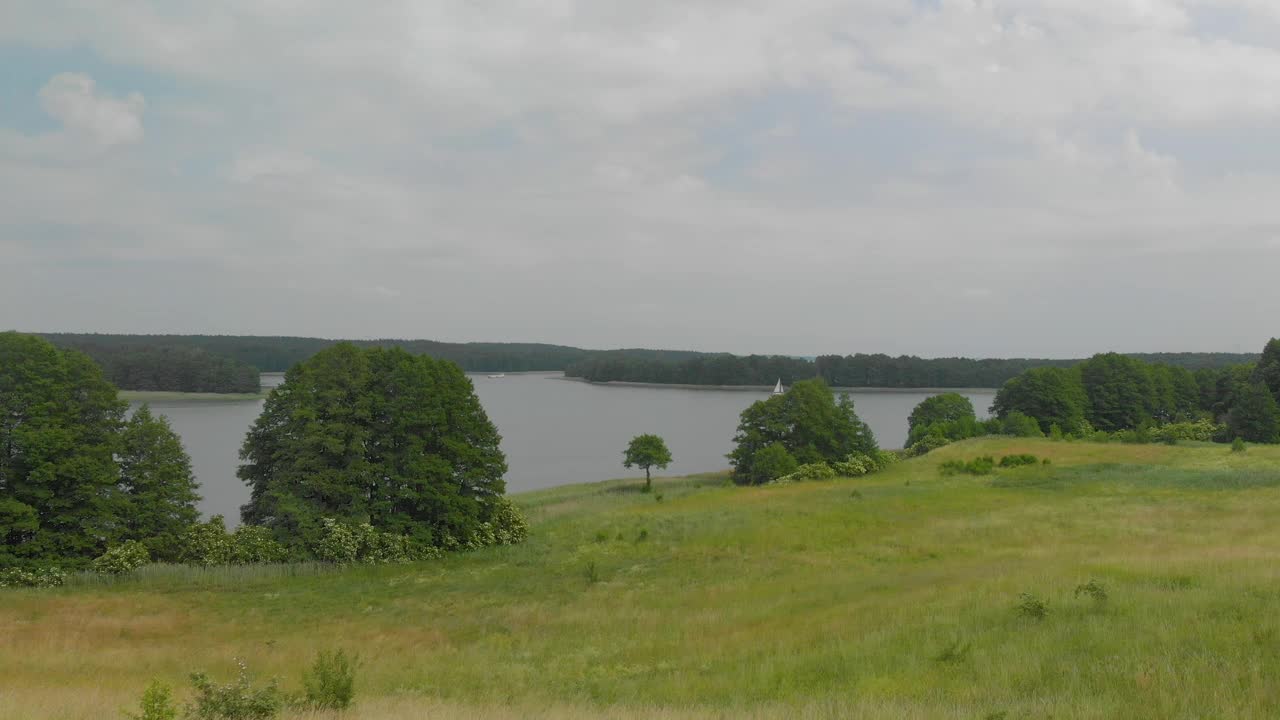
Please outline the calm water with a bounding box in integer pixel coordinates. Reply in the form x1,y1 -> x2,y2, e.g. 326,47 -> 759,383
133,374 -> 995,522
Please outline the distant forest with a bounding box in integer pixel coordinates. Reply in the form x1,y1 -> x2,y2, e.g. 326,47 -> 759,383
565,352 -> 1261,389
43,337 -> 262,394
39,333 -> 1261,393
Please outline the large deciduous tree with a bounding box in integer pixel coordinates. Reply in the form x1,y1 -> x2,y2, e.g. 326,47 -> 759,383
728,379 -> 877,486
1253,338 -> 1280,403
1078,353 -> 1156,432
907,393 -> 977,445
1228,382 -> 1280,444
991,367 -> 1088,435
239,344 -> 508,550
623,434 -> 672,492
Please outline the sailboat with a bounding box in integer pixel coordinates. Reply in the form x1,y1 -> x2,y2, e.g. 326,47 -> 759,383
772,378 -> 785,395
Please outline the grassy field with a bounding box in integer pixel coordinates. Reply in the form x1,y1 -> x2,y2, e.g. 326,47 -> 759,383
6,438 -> 1280,719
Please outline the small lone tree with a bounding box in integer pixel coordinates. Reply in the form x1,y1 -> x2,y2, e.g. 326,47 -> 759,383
623,434 -> 673,492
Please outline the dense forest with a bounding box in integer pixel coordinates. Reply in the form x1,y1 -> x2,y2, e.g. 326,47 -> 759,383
42,337 -> 261,394
40,333 -> 711,375
565,352 -> 1259,389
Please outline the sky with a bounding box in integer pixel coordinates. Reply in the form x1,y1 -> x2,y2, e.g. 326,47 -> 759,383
2,1 -> 1279,358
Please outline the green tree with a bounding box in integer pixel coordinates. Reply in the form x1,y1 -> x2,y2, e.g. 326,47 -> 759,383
1253,338 -> 1280,403
622,434 -> 673,492
748,443 -> 798,484
991,367 -> 1088,434
239,344 -> 508,551
1078,353 -> 1155,432
118,406 -> 201,562
0,332 -> 126,566
728,379 -> 877,486
1228,382 -> 1280,443
907,393 -> 976,445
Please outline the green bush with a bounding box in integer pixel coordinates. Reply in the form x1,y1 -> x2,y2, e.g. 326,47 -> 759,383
939,456 -> 996,476
314,519 -> 443,564
124,680 -> 178,720
300,649 -> 357,711
1001,412 -> 1044,438
485,497 -> 530,546
0,566 -> 67,588
92,540 -> 151,575
907,434 -> 951,457
186,661 -> 282,720
1015,592 -> 1049,620
998,454 -> 1040,468
229,526 -> 289,565
179,517 -> 235,566
749,443 -> 799,484
775,462 -> 836,483
1233,437 -> 1248,453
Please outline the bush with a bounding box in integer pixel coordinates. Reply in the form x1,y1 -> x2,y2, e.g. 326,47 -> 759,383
1001,412 -> 1044,438
939,456 -> 996,476
301,649 -> 357,711
485,497 -> 530,546
187,660 -> 283,720
125,680 -> 178,720
998,454 -> 1040,468
907,434 -> 951,457
314,519 -> 442,564
749,443 -> 799,484
1015,592 -> 1049,620
0,566 -> 67,588
775,462 -> 836,483
229,526 -> 289,565
1233,437 -> 1248,453
1074,579 -> 1108,607
92,540 -> 151,575
179,517 -> 235,567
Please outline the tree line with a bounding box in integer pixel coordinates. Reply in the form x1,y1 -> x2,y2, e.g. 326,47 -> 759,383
44,337 -> 262,394
566,351 -> 1258,389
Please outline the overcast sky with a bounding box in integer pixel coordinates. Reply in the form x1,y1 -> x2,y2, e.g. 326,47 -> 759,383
2,1 -> 1279,358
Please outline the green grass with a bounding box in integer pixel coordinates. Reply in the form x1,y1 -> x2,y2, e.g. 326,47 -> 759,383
119,389 -> 269,402
7,438 -> 1280,719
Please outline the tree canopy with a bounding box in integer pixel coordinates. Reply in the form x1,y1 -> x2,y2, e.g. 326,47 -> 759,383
991,367 -> 1089,434
728,379 -> 877,485
239,344 -> 508,551
0,332 -> 199,568
623,434 -> 673,491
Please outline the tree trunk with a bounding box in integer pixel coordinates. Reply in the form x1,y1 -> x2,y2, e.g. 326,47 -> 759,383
645,467 -> 651,492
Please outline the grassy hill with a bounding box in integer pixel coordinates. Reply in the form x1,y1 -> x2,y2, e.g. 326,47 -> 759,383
6,438 -> 1280,719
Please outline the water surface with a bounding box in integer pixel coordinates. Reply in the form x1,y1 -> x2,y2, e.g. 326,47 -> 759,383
134,373 -> 994,522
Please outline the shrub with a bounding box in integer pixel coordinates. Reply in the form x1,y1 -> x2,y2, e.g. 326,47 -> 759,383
125,680 -> 178,720
1015,592 -> 1049,620
0,566 -> 67,588
833,454 -> 874,477
939,456 -> 996,476
1074,579 -> 1108,607
998,454 -> 1039,469
750,443 -> 799,483
229,526 -> 289,565
92,540 -> 151,575
1233,437 -> 1248,453
314,519 -> 443,564
186,660 -> 283,720
1048,424 -> 1065,441
301,649 -> 357,711
775,462 -> 836,483
179,517 -> 235,567
485,497 -> 529,546
907,434 -> 951,457
1001,412 -> 1044,438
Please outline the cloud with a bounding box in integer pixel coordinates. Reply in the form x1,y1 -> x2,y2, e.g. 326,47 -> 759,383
2,2 -> 1280,354
38,72 -> 146,146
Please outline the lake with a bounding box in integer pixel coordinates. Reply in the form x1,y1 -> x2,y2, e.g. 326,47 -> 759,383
133,374 -> 995,523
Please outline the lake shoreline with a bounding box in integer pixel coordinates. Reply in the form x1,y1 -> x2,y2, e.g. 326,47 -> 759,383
121,390 -> 269,403
555,375 -> 998,394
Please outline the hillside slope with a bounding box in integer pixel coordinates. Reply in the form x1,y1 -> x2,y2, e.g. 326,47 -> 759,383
6,438 -> 1280,719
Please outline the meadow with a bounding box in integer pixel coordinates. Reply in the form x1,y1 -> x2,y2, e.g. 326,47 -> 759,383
5,438 -> 1280,719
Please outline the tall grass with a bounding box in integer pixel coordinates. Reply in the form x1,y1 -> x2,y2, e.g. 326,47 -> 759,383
63,562 -> 338,589
8,439 -> 1280,719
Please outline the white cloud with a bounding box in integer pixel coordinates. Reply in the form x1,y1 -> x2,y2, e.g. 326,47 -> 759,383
38,72 -> 146,146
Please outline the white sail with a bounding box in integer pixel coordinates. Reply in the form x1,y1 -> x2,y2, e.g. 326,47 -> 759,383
773,379 -> 784,395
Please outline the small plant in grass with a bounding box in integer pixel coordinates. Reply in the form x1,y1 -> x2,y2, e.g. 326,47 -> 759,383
933,637 -> 972,664
300,649 -> 357,711
1233,437 -> 1247,453
594,531 -> 609,543
123,680 -> 177,720
998,454 -> 1039,468
654,493 -> 664,503
1074,579 -> 1108,607
584,561 -> 601,584
1015,592 -> 1049,620
93,540 -> 151,575
849,489 -> 863,500
186,660 -> 283,720
635,529 -> 649,543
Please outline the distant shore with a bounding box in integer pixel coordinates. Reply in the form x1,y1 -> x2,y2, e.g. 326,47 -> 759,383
120,390 -> 269,403
555,376 -> 998,393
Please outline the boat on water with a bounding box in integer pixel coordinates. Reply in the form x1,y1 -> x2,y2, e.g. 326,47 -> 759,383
772,378 -> 785,395
488,373 -> 507,379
